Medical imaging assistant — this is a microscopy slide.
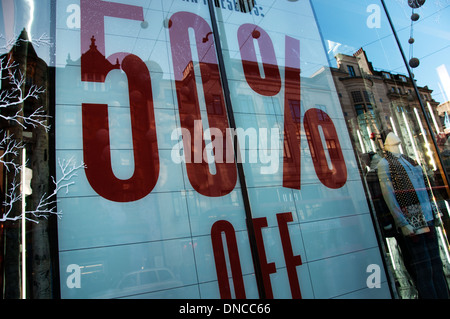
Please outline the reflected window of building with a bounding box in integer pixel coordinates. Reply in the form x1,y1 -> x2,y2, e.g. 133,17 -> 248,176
348,65 -> 356,77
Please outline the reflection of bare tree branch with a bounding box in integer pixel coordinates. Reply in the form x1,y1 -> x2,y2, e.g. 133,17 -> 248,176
0,157 -> 85,223
0,131 -> 24,173
0,33 -> 82,224
0,33 -> 52,51
29,158 -> 86,221
2,179 -> 21,222
0,59 -> 50,131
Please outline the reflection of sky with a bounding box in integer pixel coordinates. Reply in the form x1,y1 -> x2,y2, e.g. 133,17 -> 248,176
311,0 -> 450,103
24,0 -> 34,40
0,0 -> 52,64
311,0 -> 407,74
385,0 -> 450,103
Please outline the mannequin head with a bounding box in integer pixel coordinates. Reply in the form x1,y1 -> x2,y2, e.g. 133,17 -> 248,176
384,132 -> 402,154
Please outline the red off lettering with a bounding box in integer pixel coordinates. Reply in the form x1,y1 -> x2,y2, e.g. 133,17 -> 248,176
211,220 -> 246,299
252,217 -> 277,299
212,215 -> 303,299
277,212 -> 302,299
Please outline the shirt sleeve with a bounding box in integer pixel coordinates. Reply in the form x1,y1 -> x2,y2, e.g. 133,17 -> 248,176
376,158 -> 409,228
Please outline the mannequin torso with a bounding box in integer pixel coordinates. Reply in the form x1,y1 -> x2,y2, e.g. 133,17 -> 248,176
381,133 -> 430,236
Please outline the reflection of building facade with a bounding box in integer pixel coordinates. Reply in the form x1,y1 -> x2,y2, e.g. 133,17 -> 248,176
436,100 -> 450,174
437,101 -> 450,134
330,48 -> 441,170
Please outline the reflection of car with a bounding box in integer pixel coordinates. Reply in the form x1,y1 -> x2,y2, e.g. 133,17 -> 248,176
96,268 -> 183,299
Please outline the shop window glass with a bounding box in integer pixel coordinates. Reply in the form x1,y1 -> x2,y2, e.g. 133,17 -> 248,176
1,0 -> 449,301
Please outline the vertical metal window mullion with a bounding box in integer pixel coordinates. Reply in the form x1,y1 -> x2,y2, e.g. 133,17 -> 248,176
206,0 -> 267,299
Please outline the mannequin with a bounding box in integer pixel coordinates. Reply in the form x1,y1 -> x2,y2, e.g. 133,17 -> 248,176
380,133 -> 429,236
377,132 -> 449,299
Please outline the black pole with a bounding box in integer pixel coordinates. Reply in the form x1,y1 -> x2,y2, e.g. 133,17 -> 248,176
206,0 -> 266,299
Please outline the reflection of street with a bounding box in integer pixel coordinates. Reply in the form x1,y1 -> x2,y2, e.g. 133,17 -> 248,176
94,268 -> 183,299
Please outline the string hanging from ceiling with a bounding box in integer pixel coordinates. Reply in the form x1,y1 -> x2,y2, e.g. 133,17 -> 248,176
407,0 -> 426,69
